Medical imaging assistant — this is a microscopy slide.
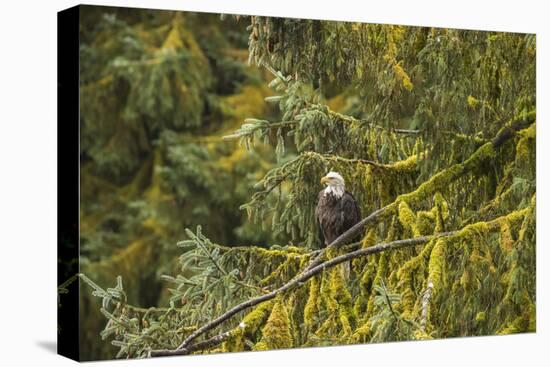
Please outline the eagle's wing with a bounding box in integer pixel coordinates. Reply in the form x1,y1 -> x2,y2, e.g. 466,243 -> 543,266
315,190 -> 326,247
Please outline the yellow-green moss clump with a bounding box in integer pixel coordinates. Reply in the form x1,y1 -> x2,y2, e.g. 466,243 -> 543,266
396,142 -> 496,207
254,299 -> 293,350
304,276 -> 320,329
383,153 -> 419,172
499,220 -> 515,253
515,123 -> 536,162
398,201 -> 420,236
397,239 -> 436,317
223,301 -> 274,352
432,192 -> 449,232
329,267 -> 354,337
427,239 -> 446,293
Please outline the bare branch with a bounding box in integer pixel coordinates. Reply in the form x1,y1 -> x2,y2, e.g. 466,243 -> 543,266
149,330 -> 233,357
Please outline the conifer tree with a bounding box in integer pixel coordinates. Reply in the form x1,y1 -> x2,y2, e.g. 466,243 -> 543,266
67,10 -> 536,359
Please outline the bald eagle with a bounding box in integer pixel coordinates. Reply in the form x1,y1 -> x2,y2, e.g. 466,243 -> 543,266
315,172 -> 361,248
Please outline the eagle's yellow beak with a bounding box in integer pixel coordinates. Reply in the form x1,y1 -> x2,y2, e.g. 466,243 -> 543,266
320,176 -> 329,185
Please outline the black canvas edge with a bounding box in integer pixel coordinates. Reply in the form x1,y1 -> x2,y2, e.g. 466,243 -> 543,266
57,4 -> 81,362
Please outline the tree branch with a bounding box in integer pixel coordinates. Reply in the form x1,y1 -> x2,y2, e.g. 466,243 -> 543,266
491,112 -> 535,148
149,330 -> 233,357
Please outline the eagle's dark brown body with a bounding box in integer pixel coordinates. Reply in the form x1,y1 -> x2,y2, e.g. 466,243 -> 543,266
315,189 -> 361,248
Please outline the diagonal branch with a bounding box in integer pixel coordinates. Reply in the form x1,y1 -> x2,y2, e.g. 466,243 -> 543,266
149,330 -> 233,357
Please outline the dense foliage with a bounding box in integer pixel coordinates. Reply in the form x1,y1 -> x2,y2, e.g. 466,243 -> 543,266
65,7 -> 536,360
76,6 -> 284,359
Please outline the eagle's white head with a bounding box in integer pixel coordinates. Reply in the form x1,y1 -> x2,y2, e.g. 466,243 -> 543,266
321,171 -> 345,198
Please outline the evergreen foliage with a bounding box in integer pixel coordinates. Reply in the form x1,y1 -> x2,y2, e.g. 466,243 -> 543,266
76,7 -> 283,359
64,8 -> 536,359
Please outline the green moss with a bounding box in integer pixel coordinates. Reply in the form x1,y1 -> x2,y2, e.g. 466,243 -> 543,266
459,266 -> 473,292
516,123 -> 536,161
329,267 -> 352,306
351,321 -> 371,342
257,299 -> 293,349
456,221 -> 490,239
304,276 -> 320,329
162,15 -> 184,50
314,264 -> 356,340
361,227 -> 378,249
499,220 -> 515,253
397,142 -> 496,207
427,239 -> 446,293
377,177 -> 392,206
242,301 -> 275,333
354,258 -> 376,316
413,330 -> 433,340
352,228 -> 378,284
222,328 -> 245,352
339,312 -> 353,338
497,314 -> 529,335
398,240 -> 436,281
392,62 -> 414,91
398,201 -> 420,236
252,341 -> 268,351
467,95 -> 479,108
260,255 -> 302,286
433,192 -> 449,231
363,218 -> 398,316
518,199 -> 535,242
475,311 -> 486,322
397,239 -> 436,315
223,300 -> 274,352
366,253 -> 388,316
417,211 -> 435,235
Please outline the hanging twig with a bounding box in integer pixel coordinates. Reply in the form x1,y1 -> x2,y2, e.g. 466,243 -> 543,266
380,280 -> 398,321
420,281 -> 434,332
